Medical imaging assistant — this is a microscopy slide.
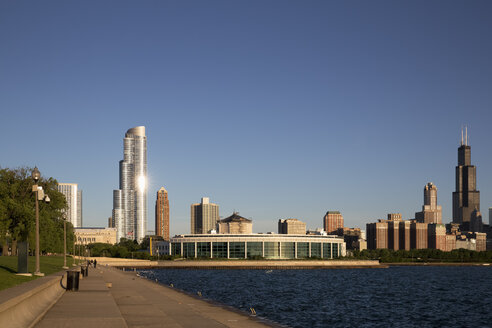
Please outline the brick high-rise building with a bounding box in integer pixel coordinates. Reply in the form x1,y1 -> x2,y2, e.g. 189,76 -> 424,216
452,127 -> 480,230
399,220 -> 411,250
323,211 -> 344,235
410,221 -> 428,249
155,187 -> 170,241
386,214 -> 402,250
428,224 -> 446,251
191,197 -> 219,234
367,221 -> 388,249
416,183 -> 442,224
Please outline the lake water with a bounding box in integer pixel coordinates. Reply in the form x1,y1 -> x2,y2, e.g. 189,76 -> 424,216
138,266 -> 492,327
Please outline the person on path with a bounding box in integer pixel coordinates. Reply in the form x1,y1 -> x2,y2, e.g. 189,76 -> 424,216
94,259 -> 97,268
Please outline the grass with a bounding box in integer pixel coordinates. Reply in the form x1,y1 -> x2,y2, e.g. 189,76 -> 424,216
0,255 -> 74,291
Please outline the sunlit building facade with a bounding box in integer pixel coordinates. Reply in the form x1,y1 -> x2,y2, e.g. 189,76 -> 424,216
323,211 -> 344,234
57,183 -> 82,228
75,227 -> 117,245
112,126 -> 148,242
170,234 -> 345,259
190,197 -> 219,234
155,187 -> 170,241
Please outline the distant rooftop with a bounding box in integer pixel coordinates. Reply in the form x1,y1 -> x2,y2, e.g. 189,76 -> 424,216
220,212 -> 252,223
126,126 -> 146,137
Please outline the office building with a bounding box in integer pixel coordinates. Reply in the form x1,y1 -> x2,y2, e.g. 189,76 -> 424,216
489,207 -> 492,226
74,227 -> 117,245
470,209 -> 483,232
452,127 -> 480,230
190,197 -> 219,234
323,211 -> 344,235
428,224 -> 446,251
339,227 -> 366,250
415,183 -> 442,224
112,126 -> 148,242
57,183 -> 82,228
398,220 -> 411,250
171,234 -> 345,259
366,220 -> 388,249
410,221 -> 428,249
387,215 -> 401,251
278,219 -> 306,235
218,212 -> 252,234
367,214 -> 403,250
108,217 -> 115,228
155,187 -> 170,241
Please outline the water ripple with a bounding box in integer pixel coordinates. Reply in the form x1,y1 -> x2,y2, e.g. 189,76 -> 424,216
139,266 -> 492,328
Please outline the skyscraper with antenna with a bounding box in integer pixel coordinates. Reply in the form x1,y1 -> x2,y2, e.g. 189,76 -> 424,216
452,126 -> 480,230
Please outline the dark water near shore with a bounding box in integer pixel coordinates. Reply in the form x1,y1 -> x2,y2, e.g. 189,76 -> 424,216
138,266 -> 492,328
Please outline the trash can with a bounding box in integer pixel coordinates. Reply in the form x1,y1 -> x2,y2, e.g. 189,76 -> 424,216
84,265 -> 89,277
80,266 -> 88,277
66,271 -> 80,291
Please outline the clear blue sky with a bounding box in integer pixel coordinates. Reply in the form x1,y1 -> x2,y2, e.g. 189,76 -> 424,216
1,1 -> 491,235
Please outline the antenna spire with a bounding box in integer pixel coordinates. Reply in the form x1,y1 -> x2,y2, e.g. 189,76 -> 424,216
465,126 -> 468,146
461,126 -> 464,146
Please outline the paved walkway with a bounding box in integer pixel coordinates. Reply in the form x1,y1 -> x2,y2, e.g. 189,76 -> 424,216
36,266 -> 274,328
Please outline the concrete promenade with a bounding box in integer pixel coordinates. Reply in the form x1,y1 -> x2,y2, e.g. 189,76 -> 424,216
35,266 -> 275,328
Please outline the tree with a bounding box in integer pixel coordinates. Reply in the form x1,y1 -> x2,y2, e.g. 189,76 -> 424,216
0,167 -> 69,255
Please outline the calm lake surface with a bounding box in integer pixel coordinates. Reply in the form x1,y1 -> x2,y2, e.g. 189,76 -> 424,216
138,266 -> 492,328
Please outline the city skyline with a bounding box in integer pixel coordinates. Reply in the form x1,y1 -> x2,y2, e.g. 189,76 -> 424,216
1,2 -> 492,235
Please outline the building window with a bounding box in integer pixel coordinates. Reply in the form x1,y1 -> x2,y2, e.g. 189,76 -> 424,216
297,242 -> 309,259
212,242 -> 227,258
229,242 -> 245,259
171,243 -> 179,256
197,242 -> 210,258
264,242 -> 280,259
183,243 -> 195,258
247,242 -> 262,258
281,242 -> 295,259
311,243 -> 321,258
323,243 -> 332,259
332,243 -> 339,258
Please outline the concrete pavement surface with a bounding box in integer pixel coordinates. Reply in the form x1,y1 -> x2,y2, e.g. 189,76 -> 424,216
36,266 -> 275,328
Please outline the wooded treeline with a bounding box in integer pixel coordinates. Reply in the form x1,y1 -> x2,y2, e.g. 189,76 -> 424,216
0,167 -> 75,255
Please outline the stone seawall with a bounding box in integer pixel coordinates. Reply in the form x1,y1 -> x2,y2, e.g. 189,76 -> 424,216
91,257 -> 384,269
0,272 -> 66,328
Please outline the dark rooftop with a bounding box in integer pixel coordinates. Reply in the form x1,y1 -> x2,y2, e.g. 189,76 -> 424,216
220,212 -> 252,223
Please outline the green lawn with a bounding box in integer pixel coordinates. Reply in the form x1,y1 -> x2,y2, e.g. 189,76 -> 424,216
0,256 -> 74,291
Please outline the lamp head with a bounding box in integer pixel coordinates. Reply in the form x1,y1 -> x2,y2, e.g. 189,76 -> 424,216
32,167 -> 41,182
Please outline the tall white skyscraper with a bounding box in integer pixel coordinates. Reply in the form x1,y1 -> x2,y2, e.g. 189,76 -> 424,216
113,126 -> 148,242
57,183 -> 82,228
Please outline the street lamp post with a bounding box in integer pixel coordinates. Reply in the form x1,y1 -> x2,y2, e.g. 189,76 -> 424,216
62,215 -> 68,269
31,167 -> 43,277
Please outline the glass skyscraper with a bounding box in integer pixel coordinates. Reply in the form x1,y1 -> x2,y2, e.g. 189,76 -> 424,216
113,126 -> 148,242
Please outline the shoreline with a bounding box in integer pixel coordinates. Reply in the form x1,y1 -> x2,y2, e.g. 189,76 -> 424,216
385,262 -> 492,267
86,257 -> 492,269
93,258 -> 386,269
